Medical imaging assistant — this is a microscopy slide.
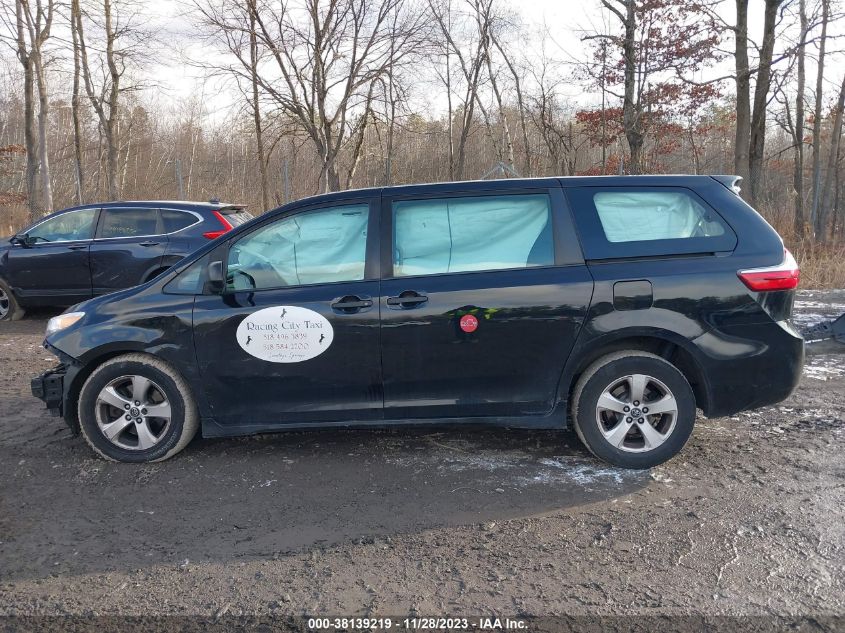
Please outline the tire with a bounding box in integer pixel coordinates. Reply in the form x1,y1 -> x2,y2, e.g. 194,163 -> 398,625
77,353 -> 199,463
0,278 -> 25,321
571,351 -> 696,469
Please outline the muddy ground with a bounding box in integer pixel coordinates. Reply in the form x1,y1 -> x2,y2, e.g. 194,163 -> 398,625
0,291 -> 843,624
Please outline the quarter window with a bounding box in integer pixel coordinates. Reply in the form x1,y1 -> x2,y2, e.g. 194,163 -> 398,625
161,210 -> 197,233
392,194 -> 553,277
99,208 -> 160,238
592,191 -> 726,243
28,208 -> 97,243
227,204 -> 369,291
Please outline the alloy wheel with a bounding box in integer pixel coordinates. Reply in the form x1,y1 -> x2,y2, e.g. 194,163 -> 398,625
94,375 -> 172,450
0,287 -> 9,319
595,373 -> 678,453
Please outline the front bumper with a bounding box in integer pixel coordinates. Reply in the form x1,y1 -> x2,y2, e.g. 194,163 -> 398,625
31,364 -> 66,417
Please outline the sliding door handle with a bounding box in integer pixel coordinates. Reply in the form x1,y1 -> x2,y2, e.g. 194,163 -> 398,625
386,291 -> 428,308
331,295 -> 373,313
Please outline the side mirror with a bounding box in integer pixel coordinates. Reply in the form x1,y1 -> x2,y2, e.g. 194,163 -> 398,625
11,234 -> 32,247
206,260 -> 224,293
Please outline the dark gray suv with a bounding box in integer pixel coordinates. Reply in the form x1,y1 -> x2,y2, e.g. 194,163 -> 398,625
0,200 -> 252,320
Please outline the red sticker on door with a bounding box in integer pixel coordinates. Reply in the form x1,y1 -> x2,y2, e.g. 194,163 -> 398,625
460,314 -> 479,333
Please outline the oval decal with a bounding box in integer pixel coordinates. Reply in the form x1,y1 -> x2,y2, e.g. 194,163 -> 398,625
236,306 -> 334,363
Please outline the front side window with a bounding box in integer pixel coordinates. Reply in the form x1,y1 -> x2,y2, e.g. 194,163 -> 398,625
392,194 -> 553,277
99,208 -> 160,239
28,208 -> 97,243
593,191 -> 726,243
227,204 -> 369,291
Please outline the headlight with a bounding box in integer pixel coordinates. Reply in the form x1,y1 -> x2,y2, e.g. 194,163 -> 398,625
46,312 -> 85,337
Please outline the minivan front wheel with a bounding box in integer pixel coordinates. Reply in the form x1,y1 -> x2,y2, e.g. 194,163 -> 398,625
0,279 -> 25,321
78,354 -> 199,462
572,351 -> 696,469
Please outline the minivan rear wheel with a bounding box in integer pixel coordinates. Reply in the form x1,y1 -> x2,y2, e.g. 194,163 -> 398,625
571,351 -> 696,469
0,278 -> 25,321
77,353 -> 199,462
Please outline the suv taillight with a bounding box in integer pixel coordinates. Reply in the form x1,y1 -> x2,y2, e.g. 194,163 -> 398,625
737,249 -> 800,291
203,210 -> 234,240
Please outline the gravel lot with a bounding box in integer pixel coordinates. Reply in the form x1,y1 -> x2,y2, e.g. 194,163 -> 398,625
0,292 -> 843,624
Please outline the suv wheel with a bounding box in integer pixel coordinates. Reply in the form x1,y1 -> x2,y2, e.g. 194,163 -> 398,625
0,279 -> 25,321
77,353 -> 199,462
572,351 -> 696,469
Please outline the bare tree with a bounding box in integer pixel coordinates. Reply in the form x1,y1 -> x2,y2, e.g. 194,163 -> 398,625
73,0 -> 145,200
428,0 -> 487,179
817,73 -> 845,242
197,0 -> 427,193
792,0 -> 808,237
247,0 -> 269,210
70,0 -> 84,203
810,0 -> 829,225
2,0 -> 54,220
747,0 -> 784,204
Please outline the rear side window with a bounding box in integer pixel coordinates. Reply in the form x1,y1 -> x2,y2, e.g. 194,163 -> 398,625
226,204 -> 369,290
161,210 -> 197,233
392,194 -> 553,277
99,208 -> 160,238
567,187 -> 736,259
594,191 -> 726,242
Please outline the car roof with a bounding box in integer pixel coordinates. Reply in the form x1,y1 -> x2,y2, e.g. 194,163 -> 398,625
61,200 -> 239,211
269,174 -> 728,210
26,201 -> 245,227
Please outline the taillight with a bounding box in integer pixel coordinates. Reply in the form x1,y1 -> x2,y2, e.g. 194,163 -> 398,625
737,249 -> 800,291
203,210 -> 234,240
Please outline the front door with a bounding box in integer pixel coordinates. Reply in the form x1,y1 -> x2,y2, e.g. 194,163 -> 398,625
90,207 -> 168,295
6,207 -> 98,305
379,185 -> 594,420
192,197 -> 382,429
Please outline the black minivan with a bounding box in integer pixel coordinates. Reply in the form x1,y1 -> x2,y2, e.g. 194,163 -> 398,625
31,176 -> 804,468
0,200 -> 252,320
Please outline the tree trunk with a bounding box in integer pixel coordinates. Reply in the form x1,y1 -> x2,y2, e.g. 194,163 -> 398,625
22,58 -> 38,223
33,50 -> 53,212
71,0 -> 84,204
793,0 -> 807,237
734,0 -> 751,188
15,0 -> 40,223
748,0 -> 782,205
248,3 -> 269,210
816,72 -> 845,243
620,0 -> 642,174
811,0 -> 829,225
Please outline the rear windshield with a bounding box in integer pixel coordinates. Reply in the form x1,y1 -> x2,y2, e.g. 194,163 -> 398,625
219,207 -> 253,227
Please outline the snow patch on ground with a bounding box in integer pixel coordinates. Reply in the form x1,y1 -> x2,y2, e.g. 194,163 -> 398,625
803,355 -> 845,381
386,450 -> 637,489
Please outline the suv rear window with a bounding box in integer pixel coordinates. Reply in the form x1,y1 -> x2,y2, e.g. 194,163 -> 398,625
567,187 -> 736,259
392,194 -> 553,277
219,207 -> 253,227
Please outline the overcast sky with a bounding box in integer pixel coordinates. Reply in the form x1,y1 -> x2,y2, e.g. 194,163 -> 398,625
97,1 -> 845,121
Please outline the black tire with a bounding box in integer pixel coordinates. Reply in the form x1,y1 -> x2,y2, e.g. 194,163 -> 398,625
0,278 -> 25,321
571,351 -> 696,469
77,353 -> 199,463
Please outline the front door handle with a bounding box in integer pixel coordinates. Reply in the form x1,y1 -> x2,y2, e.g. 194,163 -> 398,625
139,241 -> 160,247
67,244 -> 87,251
386,291 -> 428,308
331,295 -> 373,313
